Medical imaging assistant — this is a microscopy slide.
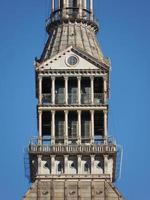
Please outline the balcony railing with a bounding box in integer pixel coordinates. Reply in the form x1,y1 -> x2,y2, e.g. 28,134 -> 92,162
46,8 -> 99,31
68,122 -> 78,138
55,93 -> 65,104
81,93 -> 91,104
94,93 -> 105,105
41,93 -> 105,105
42,93 -> 52,104
29,136 -> 116,145
55,123 -> 65,139
68,94 -> 78,104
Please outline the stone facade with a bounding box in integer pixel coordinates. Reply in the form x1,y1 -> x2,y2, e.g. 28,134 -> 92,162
23,179 -> 123,200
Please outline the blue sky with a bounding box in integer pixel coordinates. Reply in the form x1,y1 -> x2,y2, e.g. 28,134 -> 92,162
0,0 -> 150,199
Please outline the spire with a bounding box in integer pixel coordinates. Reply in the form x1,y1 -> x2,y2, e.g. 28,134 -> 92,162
49,0 -> 95,25
40,0 -> 104,62
46,0 -> 98,33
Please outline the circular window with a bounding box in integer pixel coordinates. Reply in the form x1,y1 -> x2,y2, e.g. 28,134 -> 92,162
66,55 -> 79,67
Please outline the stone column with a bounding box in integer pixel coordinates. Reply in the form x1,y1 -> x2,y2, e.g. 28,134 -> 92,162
78,110 -> 81,144
37,155 -> 42,175
91,155 -> 95,174
65,76 -> 68,105
77,77 -> 81,105
58,0 -> 60,9
79,0 -> 83,17
62,0 -> 67,17
65,110 -> 68,144
64,155 -> 69,174
83,0 -> 86,9
38,110 -> 42,144
103,76 -> 107,104
91,77 -> 94,104
78,155 -> 82,174
51,77 -> 55,105
39,76 -> 42,105
52,0 -> 55,13
90,0 -> 93,20
51,111 -> 55,145
51,155 -> 55,175
90,110 -> 94,144
104,110 -> 108,142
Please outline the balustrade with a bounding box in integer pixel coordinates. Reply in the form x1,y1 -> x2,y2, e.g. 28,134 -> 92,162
29,143 -> 116,154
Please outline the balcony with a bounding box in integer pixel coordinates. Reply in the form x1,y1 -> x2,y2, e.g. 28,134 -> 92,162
46,8 -> 99,32
29,144 -> 116,154
28,136 -> 116,154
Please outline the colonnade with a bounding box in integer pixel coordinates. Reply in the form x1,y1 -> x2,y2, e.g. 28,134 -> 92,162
38,109 -> 108,144
38,76 -> 107,105
51,0 -> 93,14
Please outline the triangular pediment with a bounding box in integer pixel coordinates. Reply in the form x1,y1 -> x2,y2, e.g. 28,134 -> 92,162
35,46 -> 110,72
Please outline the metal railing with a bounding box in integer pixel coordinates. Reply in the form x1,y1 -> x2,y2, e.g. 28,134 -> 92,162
55,123 -> 65,138
41,93 -> 105,105
46,8 -> 99,30
42,93 -> 52,104
68,94 -> 78,104
94,93 -> 104,105
55,93 -> 65,104
68,122 -> 78,139
81,93 -> 91,104
29,136 -> 116,145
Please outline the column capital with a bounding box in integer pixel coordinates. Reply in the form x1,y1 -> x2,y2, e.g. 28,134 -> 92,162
103,75 -> 108,80
103,109 -> 108,114
104,154 -> 108,158
50,155 -> 56,158
77,76 -> 81,80
38,109 -> 42,114
64,110 -> 69,114
64,76 -> 68,80
90,154 -> 95,158
38,75 -> 43,79
90,110 -> 94,114
38,154 -> 42,159
51,76 -> 56,80
90,76 -> 94,80
51,110 -> 56,114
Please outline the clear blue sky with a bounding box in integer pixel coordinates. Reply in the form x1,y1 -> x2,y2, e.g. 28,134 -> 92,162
0,0 -> 150,199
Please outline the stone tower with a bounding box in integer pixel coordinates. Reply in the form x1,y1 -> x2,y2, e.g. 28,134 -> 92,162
23,0 -> 124,199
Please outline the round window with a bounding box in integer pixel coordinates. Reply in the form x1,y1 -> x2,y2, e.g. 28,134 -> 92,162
66,55 -> 79,67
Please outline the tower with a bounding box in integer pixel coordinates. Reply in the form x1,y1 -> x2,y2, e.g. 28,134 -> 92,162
23,0 -> 124,199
